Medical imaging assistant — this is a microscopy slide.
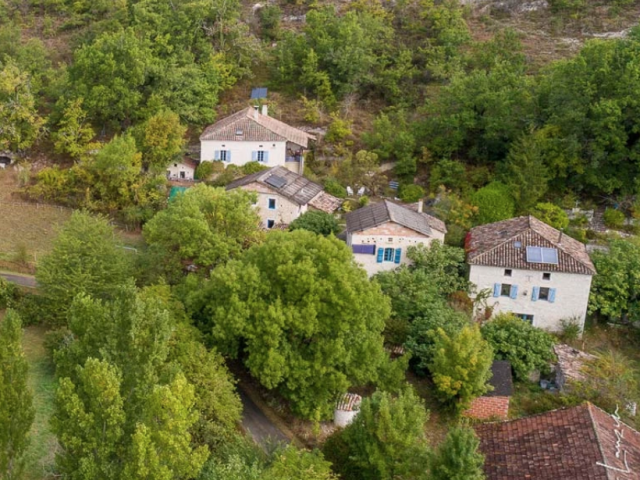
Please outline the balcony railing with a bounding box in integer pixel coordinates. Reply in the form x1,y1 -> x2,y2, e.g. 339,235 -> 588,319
286,155 -> 303,162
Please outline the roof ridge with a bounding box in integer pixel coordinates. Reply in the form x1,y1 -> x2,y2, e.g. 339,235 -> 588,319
528,216 -> 596,273
586,402 -> 614,479
478,402 -> 591,427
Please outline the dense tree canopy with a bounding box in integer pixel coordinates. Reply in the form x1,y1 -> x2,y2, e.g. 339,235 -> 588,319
589,239 -> 640,322
36,211 -> 132,325
188,230 -> 393,418
142,184 -> 262,282
0,311 -> 35,480
323,389 -> 431,480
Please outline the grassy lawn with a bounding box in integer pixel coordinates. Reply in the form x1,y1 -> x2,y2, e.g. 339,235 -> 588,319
0,170 -> 72,268
22,325 -> 57,480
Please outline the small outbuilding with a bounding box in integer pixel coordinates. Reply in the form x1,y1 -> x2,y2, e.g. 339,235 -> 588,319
465,360 -> 514,420
553,343 -> 596,390
334,393 -> 362,428
167,158 -> 198,181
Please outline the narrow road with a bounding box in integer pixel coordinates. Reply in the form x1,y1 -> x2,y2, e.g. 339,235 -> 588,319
0,272 -> 37,288
239,389 -> 290,447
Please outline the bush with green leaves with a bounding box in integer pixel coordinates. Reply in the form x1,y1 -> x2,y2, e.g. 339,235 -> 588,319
429,325 -> 493,412
0,276 -> 19,309
241,161 -> 269,175
603,207 -> 625,229
289,210 -> 340,236
429,426 -> 485,480
471,182 -> 515,225
324,178 -> 347,198
405,303 -> 470,373
481,313 -> 555,380
195,161 -> 215,180
531,203 -> 569,230
589,239 -> 640,321
399,184 -> 425,203
259,5 -> 282,41
322,389 -> 430,480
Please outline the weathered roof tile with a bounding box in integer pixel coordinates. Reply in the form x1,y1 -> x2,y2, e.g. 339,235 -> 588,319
476,403 -> 640,480
200,107 -> 315,148
467,216 -> 596,275
346,200 -> 446,237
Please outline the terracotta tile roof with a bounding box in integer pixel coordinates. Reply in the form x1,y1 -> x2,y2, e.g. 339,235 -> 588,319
336,393 -> 362,412
308,191 -> 342,214
226,166 -> 339,212
180,157 -> 199,169
346,200 -> 446,236
199,107 -> 315,148
467,216 -> 596,275
476,403 -> 640,480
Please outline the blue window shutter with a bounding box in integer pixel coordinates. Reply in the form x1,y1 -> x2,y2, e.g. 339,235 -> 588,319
265,151 -> 270,163
549,288 -> 556,303
227,150 -> 232,162
532,286 -> 539,302
376,248 -> 384,263
394,248 -> 402,264
214,150 -> 220,160
510,285 -> 518,299
493,283 -> 501,298
251,151 -> 257,161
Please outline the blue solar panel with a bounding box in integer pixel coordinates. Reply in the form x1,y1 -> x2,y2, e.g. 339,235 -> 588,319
526,246 -> 558,264
251,87 -> 268,99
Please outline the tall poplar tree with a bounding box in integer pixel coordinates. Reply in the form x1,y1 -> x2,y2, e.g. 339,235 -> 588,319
0,310 -> 35,480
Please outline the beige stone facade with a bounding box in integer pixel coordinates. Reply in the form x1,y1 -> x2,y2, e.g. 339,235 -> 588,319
239,182 -> 305,228
348,222 -> 445,277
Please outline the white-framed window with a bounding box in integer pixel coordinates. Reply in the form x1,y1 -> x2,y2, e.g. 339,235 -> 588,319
266,219 -> 275,229
257,151 -> 266,162
220,150 -> 229,162
500,284 -> 513,297
383,247 -> 394,262
539,287 -> 550,301
268,198 -> 276,210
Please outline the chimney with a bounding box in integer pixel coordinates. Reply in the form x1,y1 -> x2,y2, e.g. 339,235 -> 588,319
261,104 -> 268,116
417,199 -> 424,213
252,108 -> 258,120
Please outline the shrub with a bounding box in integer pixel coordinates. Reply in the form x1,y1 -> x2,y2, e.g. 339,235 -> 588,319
0,277 -> 19,309
358,195 -> 369,207
471,182 -> 515,225
565,226 -> 587,243
195,161 -> 215,180
289,211 -> 340,236
429,325 -> 494,412
324,114 -> 352,144
558,317 -> 582,342
481,313 -> 556,380
259,5 -> 282,40
324,178 -> 347,198
241,161 -> 268,175
603,207 -> 625,229
399,184 -> 425,203
531,202 -> 569,230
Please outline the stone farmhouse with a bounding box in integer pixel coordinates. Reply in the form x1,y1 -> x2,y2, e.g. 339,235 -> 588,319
466,216 -> 596,332
226,166 -> 341,229
345,200 -> 447,277
200,106 -> 315,175
476,403 -> 640,480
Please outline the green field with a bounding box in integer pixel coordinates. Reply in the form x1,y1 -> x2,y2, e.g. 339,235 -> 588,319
22,325 -> 57,480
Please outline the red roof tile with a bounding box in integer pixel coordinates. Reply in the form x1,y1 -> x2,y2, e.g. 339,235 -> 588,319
467,216 -> 596,275
475,403 -> 640,480
200,107 -> 315,148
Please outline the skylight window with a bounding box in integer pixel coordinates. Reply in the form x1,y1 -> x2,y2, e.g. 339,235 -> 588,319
526,246 -> 559,265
